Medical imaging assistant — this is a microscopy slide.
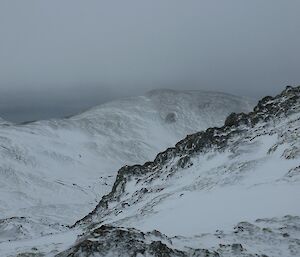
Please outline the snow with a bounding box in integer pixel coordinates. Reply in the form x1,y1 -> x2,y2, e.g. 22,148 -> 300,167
135,183 -> 300,236
86,109 -> 300,252
2,88 -> 299,256
0,228 -> 80,257
0,90 -> 252,243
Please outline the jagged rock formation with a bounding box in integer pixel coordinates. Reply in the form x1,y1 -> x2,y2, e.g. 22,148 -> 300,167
56,225 -> 219,257
56,216 -> 300,257
75,86 -> 300,227
0,90 -> 252,238
52,86 -> 300,257
1,86 -> 299,257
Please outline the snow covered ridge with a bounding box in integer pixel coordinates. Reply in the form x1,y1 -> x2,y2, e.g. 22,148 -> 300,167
58,216 -> 300,257
1,87 -> 300,256
55,86 -> 300,257
0,90 -> 252,227
75,86 -> 300,227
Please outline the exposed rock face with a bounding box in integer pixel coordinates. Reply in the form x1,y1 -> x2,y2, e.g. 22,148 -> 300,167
0,89 -> 252,231
3,86 -> 300,257
74,86 -> 300,227
56,225 -> 219,257
57,216 -> 300,257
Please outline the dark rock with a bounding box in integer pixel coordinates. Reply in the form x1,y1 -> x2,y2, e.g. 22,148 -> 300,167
231,243 -> 244,252
73,86 -> 300,229
57,225 -> 217,257
165,112 -> 177,123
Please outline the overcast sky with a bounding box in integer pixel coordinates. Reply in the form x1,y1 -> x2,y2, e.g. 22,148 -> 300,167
0,1 -> 300,122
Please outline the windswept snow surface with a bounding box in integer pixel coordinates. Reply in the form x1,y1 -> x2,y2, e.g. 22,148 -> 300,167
0,90 -> 252,236
81,114 -> 300,236
50,86 -> 300,257
1,87 -> 300,256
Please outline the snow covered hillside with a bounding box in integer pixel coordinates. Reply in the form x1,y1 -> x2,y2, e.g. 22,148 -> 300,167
1,86 -> 299,257
0,90 -> 252,238
65,86 -> 299,257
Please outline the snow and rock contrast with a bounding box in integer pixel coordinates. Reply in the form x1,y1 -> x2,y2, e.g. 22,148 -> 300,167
58,216 -> 300,257
0,90 -> 252,243
75,86 -> 300,230
61,86 -> 299,257
1,86 -> 299,257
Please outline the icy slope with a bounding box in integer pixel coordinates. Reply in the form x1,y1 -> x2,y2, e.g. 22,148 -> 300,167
0,90 -> 251,229
56,86 -> 300,257
1,87 -> 299,256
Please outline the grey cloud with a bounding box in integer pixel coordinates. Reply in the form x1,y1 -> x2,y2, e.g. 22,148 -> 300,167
0,0 -> 299,122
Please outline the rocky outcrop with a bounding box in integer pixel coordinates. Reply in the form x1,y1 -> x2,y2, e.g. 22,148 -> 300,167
58,216 -> 300,257
57,225 -> 218,257
74,86 -> 300,227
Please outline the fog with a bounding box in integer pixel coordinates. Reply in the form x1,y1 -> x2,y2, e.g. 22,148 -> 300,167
0,1 -> 299,122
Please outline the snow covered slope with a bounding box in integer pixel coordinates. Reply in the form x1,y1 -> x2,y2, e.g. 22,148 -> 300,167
2,87 -> 298,257
0,90 -> 252,232
51,86 -> 299,257
1,87 -> 299,256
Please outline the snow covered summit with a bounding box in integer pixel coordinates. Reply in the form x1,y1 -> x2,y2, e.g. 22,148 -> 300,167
60,86 -> 300,257
0,90 -> 252,233
1,86 -> 300,256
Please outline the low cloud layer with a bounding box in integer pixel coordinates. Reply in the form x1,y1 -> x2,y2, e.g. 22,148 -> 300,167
0,1 -> 299,122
